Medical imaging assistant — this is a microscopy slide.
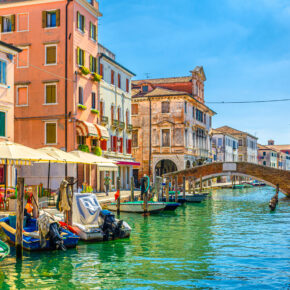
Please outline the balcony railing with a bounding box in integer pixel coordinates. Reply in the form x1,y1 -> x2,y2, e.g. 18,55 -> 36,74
112,119 -> 119,128
126,124 -> 133,132
101,116 -> 108,125
119,121 -> 125,130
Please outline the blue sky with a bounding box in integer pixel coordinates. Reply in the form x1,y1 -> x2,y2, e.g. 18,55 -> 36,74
98,0 -> 290,144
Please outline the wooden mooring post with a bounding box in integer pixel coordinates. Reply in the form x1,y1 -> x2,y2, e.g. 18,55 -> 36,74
66,177 -> 75,226
117,177 -> 121,215
269,184 -> 279,211
199,176 -> 203,193
183,176 -> 186,199
175,176 -> 178,202
165,179 -> 169,202
130,176 -> 135,201
16,177 -> 25,259
31,185 -> 39,219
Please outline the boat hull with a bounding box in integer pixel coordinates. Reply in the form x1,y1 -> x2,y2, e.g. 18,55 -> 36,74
185,193 -> 209,203
107,202 -> 166,213
0,240 -> 10,261
164,203 -> 181,211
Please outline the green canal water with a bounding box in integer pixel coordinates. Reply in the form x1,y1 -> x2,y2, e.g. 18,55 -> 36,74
0,187 -> 289,289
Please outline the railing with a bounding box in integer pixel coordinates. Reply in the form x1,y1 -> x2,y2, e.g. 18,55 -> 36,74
119,121 -> 125,130
126,124 -> 133,131
112,119 -> 119,127
101,116 -> 108,125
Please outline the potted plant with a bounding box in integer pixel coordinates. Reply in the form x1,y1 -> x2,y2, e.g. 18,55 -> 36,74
91,108 -> 99,115
8,195 -> 17,211
94,146 -> 102,156
80,66 -> 91,76
92,72 -> 102,82
78,144 -> 89,152
78,104 -> 87,110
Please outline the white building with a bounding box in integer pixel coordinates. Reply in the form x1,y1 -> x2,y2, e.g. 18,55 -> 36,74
98,44 -> 138,190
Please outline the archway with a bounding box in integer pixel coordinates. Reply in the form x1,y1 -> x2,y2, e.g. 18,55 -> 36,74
186,160 -> 191,169
155,159 -> 177,177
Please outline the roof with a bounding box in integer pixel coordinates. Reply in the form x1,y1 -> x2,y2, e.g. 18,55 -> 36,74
99,53 -> 135,77
0,40 -> 22,54
266,145 -> 290,151
215,126 -> 258,139
132,76 -> 192,85
212,129 -> 237,139
258,144 -> 273,150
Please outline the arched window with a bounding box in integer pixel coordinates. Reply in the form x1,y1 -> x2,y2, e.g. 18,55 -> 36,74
117,107 -> 121,121
111,104 -> 114,121
186,160 -> 191,169
126,109 -> 129,124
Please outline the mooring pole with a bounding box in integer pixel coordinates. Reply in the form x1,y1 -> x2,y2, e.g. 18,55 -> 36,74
183,176 -> 186,199
165,179 -> 169,202
16,177 -> 24,259
143,176 -> 149,214
32,185 -> 39,219
175,176 -> 178,202
117,177 -> 121,215
130,176 -> 134,201
66,176 -> 74,226
200,176 -> 203,193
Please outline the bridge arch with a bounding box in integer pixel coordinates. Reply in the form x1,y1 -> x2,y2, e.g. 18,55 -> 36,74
164,162 -> 290,197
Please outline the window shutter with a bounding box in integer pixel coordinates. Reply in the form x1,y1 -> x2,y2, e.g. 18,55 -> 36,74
89,22 -> 92,38
56,9 -> 60,26
46,85 -> 51,103
94,24 -> 97,40
77,47 -> 80,65
89,55 -> 92,71
11,15 -> 16,31
82,50 -> 85,66
51,85 -> 56,103
46,123 -> 56,144
0,17 -> 3,32
42,11 -> 47,28
77,12 -> 79,29
0,112 -> 5,137
83,15 -> 85,31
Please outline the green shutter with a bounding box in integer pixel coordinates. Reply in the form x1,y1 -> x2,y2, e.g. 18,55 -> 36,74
89,55 -> 92,71
0,17 -> 3,32
77,47 -> 80,65
56,9 -> 60,26
83,15 -> 85,31
0,111 -> 5,137
82,50 -> 85,66
94,24 -> 97,40
42,11 -> 47,28
77,11 -> 80,29
89,21 -> 92,38
11,15 -> 15,31
46,46 -> 56,64
94,57 -> 97,73
46,123 -> 56,144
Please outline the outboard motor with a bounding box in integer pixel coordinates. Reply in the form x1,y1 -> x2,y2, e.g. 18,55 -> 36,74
47,223 -> 66,251
100,210 -> 125,241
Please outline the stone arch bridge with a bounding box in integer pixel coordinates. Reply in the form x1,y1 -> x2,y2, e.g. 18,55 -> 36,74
164,162 -> 290,197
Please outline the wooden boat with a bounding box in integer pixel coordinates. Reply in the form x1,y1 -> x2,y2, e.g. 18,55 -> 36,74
0,240 -> 10,261
107,201 -> 166,213
247,181 -> 266,187
62,193 -> 131,241
0,216 -> 79,251
163,202 -> 181,211
185,193 -> 209,203
233,184 -> 253,189
161,196 -> 187,204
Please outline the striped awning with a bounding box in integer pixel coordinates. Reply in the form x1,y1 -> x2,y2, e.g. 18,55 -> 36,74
95,124 -> 110,140
76,120 -> 99,137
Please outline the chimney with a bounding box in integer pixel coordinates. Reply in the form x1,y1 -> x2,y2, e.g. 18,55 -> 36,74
268,140 -> 274,145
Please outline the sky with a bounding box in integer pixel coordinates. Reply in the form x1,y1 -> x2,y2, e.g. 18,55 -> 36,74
98,0 -> 290,144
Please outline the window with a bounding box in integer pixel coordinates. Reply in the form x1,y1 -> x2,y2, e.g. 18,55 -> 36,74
142,85 -> 148,92
77,135 -> 86,145
111,70 -> 115,85
218,138 -> 222,147
45,45 -> 57,65
127,139 -> 132,154
45,122 -> 57,144
17,13 -> 29,32
161,101 -> 170,113
100,101 -> 104,119
196,109 -> 203,122
132,104 -> 138,115
17,47 -> 29,68
184,101 -> 187,113
42,10 -> 60,28
126,79 -> 129,92
238,139 -> 243,146
0,111 -> 6,137
117,107 -> 121,121
100,63 -> 103,76
45,83 -> 57,104
0,15 -> 15,33
263,151 -> 266,156
126,110 -> 129,124
132,130 -> 138,147
16,86 -> 28,106
118,73 -> 121,88
111,105 -> 114,121
161,129 -> 170,147
90,22 -> 96,41
91,92 -> 96,109
77,12 -> 85,32
185,129 -> 188,147
77,48 -> 85,66
192,106 -> 195,118
0,61 -> 7,85
90,55 -> 97,73
78,87 -> 83,104
263,161 -> 266,166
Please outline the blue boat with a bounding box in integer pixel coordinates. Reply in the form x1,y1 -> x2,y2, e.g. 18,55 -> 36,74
0,216 -> 79,251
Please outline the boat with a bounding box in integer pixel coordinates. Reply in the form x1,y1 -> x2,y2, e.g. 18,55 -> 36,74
233,183 -> 253,189
0,240 -> 10,261
185,193 -> 209,203
247,180 -> 266,187
64,193 -> 131,241
163,202 -> 181,211
0,215 -> 79,251
161,196 -> 187,204
107,201 -> 166,213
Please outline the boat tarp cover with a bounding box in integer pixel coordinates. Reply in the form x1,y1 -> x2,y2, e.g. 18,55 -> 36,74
72,193 -> 102,225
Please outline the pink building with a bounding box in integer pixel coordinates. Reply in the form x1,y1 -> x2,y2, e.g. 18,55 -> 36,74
0,0 -> 112,190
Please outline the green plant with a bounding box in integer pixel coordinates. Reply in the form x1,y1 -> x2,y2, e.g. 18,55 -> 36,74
94,146 -> 102,156
78,144 -> 89,152
80,66 -> 90,75
9,194 -> 17,200
92,72 -> 102,82
91,109 -> 99,115
78,104 -> 87,110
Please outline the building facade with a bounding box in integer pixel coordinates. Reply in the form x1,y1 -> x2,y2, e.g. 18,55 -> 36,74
215,126 -> 258,163
0,0 -> 115,190
98,44 -> 138,190
131,67 -> 216,182
212,129 -> 238,162
258,144 -> 278,168
0,41 -> 21,188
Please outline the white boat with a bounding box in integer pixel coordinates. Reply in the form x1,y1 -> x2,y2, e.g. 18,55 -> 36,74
185,193 -> 209,203
62,193 -> 131,241
107,201 -> 166,213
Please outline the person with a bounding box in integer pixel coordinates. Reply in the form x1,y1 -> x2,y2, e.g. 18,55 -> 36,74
104,173 -> 111,196
140,174 -> 149,200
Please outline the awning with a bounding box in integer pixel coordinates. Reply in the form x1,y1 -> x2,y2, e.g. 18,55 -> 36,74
115,160 -> 140,166
95,124 -> 110,140
97,163 -> 118,172
76,120 -> 99,137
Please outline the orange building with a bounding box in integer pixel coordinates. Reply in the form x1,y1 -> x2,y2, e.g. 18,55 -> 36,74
0,0 -> 111,190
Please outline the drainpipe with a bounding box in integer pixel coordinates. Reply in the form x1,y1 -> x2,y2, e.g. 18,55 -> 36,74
148,96 -> 152,179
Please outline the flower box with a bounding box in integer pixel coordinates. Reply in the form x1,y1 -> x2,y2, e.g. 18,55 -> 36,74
91,109 -> 99,115
92,73 -> 102,82
78,104 -> 87,110
80,66 -> 91,75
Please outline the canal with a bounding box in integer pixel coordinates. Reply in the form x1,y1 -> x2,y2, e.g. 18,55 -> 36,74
0,186 -> 289,289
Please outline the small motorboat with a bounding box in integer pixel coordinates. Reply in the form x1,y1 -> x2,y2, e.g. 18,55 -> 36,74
185,193 -> 209,203
0,240 -> 10,261
247,180 -> 266,187
63,193 -> 131,241
0,214 -> 79,251
107,201 -> 166,213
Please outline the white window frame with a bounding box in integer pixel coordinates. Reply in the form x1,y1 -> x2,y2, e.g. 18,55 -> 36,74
17,46 -> 29,69
16,85 -> 28,107
44,9 -> 58,30
45,44 -> 57,66
160,128 -> 171,148
1,15 -> 13,34
0,110 -> 7,137
45,121 -> 57,145
17,13 -> 29,32
0,58 -> 7,87
44,82 -> 57,105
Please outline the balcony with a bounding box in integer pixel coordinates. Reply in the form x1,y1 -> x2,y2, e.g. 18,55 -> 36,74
126,124 -> 133,132
101,116 -> 108,126
112,119 -> 119,128
119,121 -> 125,130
